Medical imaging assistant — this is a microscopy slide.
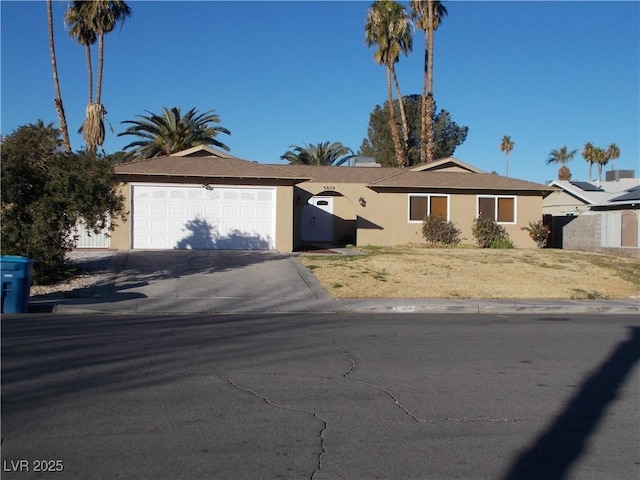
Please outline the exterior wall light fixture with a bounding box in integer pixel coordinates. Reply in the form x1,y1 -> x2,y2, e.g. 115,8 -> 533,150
359,196 -> 366,207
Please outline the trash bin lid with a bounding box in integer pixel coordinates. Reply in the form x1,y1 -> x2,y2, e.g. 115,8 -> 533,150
1,255 -> 34,270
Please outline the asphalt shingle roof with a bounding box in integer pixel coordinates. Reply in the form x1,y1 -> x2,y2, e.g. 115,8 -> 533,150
114,149 -> 551,192
369,171 -> 551,191
114,154 -> 309,181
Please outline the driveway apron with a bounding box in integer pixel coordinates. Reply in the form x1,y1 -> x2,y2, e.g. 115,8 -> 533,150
54,250 -> 343,314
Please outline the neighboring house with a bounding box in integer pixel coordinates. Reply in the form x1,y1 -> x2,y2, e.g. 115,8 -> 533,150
542,174 -> 640,256
543,178 -> 640,216
104,146 -> 553,251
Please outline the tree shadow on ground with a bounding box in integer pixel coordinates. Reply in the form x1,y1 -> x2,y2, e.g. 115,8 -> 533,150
29,217 -> 281,309
0,313 -> 337,417
503,326 -> 640,480
175,217 -> 271,250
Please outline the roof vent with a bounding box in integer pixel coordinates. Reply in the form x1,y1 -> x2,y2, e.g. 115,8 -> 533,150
347,156 -> 380,167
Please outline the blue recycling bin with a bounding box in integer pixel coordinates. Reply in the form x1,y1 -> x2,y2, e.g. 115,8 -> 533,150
1,255 -> 34,314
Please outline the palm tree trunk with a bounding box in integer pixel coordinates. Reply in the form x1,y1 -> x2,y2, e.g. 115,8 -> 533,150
426,0 -> 435,163
392,67 -> 409,158
420,33 -> 428,164
96,33 -> 104,104
46,0 -> 72,153
85,44 -> 93,104
588,162 -> 593,181
387,66 -> 404,167
505,152 -> 510,178
425,94 -> 435,163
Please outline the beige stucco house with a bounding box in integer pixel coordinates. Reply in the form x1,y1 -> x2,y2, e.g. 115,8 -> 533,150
105,146 -> 552,251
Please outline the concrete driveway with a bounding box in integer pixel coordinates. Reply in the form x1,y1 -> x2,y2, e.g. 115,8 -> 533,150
49,250 -> 343,314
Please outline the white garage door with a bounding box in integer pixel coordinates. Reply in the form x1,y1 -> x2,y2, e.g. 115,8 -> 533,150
132,185 -> 276,250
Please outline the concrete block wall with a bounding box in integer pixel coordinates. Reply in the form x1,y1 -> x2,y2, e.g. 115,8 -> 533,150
563,214 -> 600,251
563,211 -> 640,258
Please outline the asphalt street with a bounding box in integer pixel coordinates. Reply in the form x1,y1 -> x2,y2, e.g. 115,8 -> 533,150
1,312 -> 639,479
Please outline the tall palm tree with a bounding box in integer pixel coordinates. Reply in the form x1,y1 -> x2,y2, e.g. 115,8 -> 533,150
365,0 -> 412,167
280,142 -> 354,166
65,1 -> 97,105
46,0 -> 71,153
118,107 -> 231,159
547,145 -> 577,180
606,142 -> 621,171
499,134 -> 514,177
86,0 -> 132,104
581,142 -> 595,181
69,0 -> 131,152
592,147 -> 609,183
410,0 -> 447,163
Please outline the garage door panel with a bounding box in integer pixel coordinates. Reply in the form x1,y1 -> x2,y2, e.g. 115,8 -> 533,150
132,185 -> 275,250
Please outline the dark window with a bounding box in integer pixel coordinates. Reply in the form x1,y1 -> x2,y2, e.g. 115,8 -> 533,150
478,197 -> 495,220
409,196 -> 428,221
478,196 -> 516,223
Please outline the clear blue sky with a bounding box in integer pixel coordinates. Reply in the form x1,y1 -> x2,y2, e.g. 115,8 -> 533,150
2,1 -> 638,184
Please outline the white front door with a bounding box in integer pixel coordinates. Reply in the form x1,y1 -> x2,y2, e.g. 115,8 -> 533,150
301,197 -> 333,243
131,184 -> 276,250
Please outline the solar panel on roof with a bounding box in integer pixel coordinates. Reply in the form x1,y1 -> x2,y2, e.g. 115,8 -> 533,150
610,185 -> 640,202
569,181 -> 604,191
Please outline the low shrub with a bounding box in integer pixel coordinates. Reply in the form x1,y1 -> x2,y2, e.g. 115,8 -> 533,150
489,237 -> 515,249
422,215 -> 462,246
472,215 -> 512,248
521,220 -> 549,248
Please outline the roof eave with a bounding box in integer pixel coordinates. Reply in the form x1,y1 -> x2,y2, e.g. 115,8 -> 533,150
115,172 -> 311,183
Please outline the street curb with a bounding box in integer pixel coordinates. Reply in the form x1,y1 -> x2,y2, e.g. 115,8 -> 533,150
289,256 -> 334,301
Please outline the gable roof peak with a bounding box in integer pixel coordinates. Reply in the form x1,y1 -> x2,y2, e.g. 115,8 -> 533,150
409,157 -> 485,173
172,144 -> 235,158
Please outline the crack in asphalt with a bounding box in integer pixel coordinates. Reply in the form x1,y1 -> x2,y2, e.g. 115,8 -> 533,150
332,342 -> 522,425
332,342 -> 421,423
217,372 -> 328,480
310,413 -> 327,480
332,343 -> 356,378
215,345 -> 524,479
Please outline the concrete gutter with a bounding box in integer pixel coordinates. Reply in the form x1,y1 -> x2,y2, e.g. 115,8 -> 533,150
337,299 -> 640,315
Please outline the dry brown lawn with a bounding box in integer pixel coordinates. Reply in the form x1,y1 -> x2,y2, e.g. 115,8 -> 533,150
297,246 -> 640,300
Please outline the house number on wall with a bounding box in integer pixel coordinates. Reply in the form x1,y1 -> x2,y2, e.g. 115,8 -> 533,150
323,186 -> 336,190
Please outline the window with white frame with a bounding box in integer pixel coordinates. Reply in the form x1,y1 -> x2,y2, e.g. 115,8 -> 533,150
477,195 -> 516,223
408,194 -> 449,222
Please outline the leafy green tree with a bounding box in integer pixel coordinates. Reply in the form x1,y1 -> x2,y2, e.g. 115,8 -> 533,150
410,0 -> 448,163
546,145 -> 577,180
499,135 -> 515,177
118,107 -> 231,158
46,0 -> 71,152
66,0 -> 132,152
1,121 -> 124,284
359,95 -> 468,167
365,0 -> 413,167
280,142 -> 354,166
